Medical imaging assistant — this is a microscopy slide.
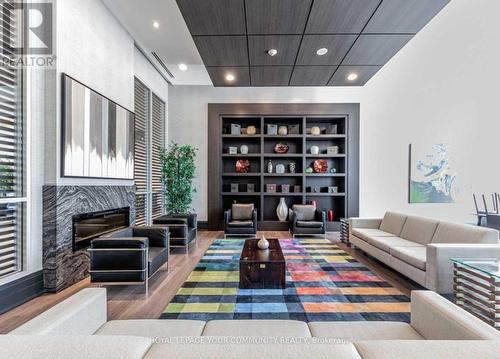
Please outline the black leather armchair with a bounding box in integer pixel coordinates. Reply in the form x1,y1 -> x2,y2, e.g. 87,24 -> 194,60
89,226 -> 169,294
224,203 -> 258,238
153,214 -> 197,254
290,205 -> 326,238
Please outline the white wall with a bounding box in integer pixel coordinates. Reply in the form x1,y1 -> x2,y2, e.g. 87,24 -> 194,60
168,86 -> 363,221
169,0 -> 499,225
360,0 -> 500,223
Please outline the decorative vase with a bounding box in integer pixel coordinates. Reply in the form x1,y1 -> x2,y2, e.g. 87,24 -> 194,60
240,145 -> 249,154
276,197 -> 288,222
311,126 -> 321,136
257,236 -> 269,250
278,126 -> 288,136
267,159 -> 273,174
310,145 -> 319,155
276,164 -> 285,174
246,125 -> 257,135
273,143 -> 289,154
328,210 -> 334,222
289,162 -> 296,173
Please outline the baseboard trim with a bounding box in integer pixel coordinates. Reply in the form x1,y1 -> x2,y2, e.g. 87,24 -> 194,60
0,270 -> 45,315
197,221 -> 208,231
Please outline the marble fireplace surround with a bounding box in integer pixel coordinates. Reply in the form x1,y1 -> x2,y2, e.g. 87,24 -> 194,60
42,185 -> 136,292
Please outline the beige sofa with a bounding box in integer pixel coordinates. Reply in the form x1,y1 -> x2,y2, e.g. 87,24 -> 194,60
4,288 -> 500,358
349,212 -> 500,293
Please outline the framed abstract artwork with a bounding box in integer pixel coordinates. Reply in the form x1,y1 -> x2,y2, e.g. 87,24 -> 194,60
62,74 -> 135,179
409,143 -> 456,203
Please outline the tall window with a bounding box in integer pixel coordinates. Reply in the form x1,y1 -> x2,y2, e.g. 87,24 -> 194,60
134,78 -> 166,224
0,1 -> 25,279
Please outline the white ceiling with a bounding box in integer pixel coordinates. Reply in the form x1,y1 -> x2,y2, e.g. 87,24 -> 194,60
103,0 -> 212,85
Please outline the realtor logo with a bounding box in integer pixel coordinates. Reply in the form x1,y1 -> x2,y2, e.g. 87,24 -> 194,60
2,2 -> 54,55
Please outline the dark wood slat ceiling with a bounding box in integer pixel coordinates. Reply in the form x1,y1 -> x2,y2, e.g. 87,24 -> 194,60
176,0 -> 450,86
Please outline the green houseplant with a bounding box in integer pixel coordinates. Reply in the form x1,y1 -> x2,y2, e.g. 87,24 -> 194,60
160,141 -> 198,214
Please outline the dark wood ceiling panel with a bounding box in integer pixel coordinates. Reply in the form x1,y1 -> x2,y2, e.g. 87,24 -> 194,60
343,34 -> 413,65
296,35 -> 357,66
193,36 -> 248,66
245,0 -> 312,34
250,66 -> 293,86
176,0 -> 246,35
290,66 -> 336,86
306,0 -> 381,34
206,67 -> 250,87
248,35 -> 302,66
328,65 -> 382,86
364,0 -> 450,34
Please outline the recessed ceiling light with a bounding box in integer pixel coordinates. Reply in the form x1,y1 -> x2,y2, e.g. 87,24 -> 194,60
347,73 -> 358,81
178,63 -> 188,71
316,48 -> 328,56
153,21 -> 160,29
225,73 -> 235,82
267,49 -> 278,57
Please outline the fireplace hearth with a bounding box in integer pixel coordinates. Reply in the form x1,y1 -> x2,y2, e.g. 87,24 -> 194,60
72,207 -> 130,251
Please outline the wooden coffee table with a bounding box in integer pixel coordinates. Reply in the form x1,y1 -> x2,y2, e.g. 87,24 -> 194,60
239,238 -> 286,289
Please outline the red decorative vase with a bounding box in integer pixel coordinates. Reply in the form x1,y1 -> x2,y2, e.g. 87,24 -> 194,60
328,210 -> 334,222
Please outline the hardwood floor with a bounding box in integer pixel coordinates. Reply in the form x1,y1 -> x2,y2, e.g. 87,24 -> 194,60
0,231 -> 420,333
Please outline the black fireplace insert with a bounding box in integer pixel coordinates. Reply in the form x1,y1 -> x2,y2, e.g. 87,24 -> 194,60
72,207 -> 130,251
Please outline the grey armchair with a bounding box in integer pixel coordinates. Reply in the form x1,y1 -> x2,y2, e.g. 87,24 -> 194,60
224,203 -> 257,238
290,204 -> 326,238
89,226 -> 170,294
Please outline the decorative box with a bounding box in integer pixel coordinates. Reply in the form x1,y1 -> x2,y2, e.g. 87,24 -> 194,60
288,124 -> 300,134
231,123 -> 241,135
267,124 -> 278,135
228,146 -> 238,155
230,183 -> 239,193
328,186 -> 338,194
293,185 -> 301,193
326,124 -> 338,134
247,183 -> 255,193
266,184 -> 277,193
327,146 -> 339,155
281,184 -> 290,193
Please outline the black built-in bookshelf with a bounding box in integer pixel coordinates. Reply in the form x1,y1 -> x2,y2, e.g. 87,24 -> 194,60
208,104 -> 359,231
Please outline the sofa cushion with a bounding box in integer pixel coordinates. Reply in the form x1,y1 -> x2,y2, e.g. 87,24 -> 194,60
228,220 -> 254,227
96,320 -> 206,337
379,212 -> 407,236
390,246 -> 426,270
399,216 -> 439,245
0,335 -> 152,359
145,343 -> 361,359
308,322 -> 423,340
351,228 -> 394,242
354,340 -> 500,359
365,236 -> 423,253
431,221 -> 499,244
293,205 -> 316,221
296,221 -> 323,228
232,204 -> 254,220
202,320 -> 311,337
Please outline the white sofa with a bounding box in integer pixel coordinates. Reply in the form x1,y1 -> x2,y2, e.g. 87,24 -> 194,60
349,212 -> 500,293
4,288 -> 500,358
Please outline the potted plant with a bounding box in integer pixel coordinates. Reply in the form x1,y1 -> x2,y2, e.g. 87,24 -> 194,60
157,142 -> 198,253
160,141 -> 197,214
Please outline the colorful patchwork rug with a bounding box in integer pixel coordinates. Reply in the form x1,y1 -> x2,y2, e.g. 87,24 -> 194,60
161,239 -> 410,322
